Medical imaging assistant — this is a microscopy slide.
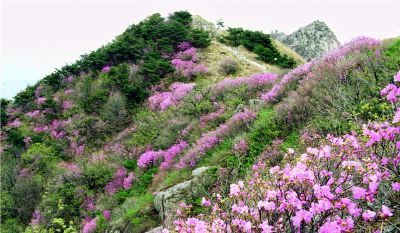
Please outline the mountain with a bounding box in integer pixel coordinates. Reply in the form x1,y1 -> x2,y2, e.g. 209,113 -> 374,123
1,11 -> 400,233
271,20 -> 340,60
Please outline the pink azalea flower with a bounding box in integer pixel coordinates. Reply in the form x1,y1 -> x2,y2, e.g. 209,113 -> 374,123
292,209 -> 313,227
380,205 -> 393,218
103,210 -> 111,221
201,197 -> 211,207
362,210 -> 376,222
392,182 -> 400,191
351,186 -> 366,199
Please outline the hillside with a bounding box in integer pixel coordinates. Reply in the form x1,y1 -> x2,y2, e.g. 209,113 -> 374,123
1,11 -> 400,233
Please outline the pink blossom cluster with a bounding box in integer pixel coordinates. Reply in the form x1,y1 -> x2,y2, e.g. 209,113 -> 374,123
50,119 -> 67,139
103,210 -> 111,221
176,109 -> 256,168
148,82 -> 196,111
165,72 -> 400,232
23,137 -> 32,148
64,75 -> 74,83
137,141 -> 188,170
26,110 -> 41,118
215,73 -> 278,93
82,217 -> 97,233
260,62 -> 314,102
64,89 -> 74,95
104,167 -> 134,195
324,36 -> 382,62
69,140 -> 85,156
233,139 -> 249,155
7,118 -> 21,128
172,42 -> 208,78
261,37 -> 383,104
84,196 -> 96,212
59,162 -> 82,176
30,210 -> 41,226
199,108 -> 225,127
101,65 -> 111,73
62,100 -> 74,110
34,125 -> 49,133
35,85 -> 43,97
36,97 -> 47,105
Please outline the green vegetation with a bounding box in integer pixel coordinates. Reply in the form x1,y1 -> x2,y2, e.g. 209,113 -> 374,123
221,28 -> 297,68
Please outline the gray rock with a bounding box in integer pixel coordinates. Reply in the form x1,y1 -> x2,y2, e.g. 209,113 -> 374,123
191,15 -> 220,38
249,99 -> 263,107
271,20 -> 340,61
145,226 -> 163,233
154,166 -> 216,227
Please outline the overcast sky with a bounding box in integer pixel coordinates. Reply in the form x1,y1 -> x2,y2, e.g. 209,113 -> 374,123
1,0 -> 399,99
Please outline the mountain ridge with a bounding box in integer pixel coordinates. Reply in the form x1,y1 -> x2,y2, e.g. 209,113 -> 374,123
271,20 -> 340,60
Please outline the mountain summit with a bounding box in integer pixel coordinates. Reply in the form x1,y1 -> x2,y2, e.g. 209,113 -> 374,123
271,20 -> 340,60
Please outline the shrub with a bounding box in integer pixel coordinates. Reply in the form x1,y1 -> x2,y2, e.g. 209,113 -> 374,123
177,109 -> 257,168
219,58 -> 240,75
12,176 -> 43,223
148,82 -> 196,111
172,42 -> 209,79
21,143 -> 57,175
82,163 -> 113,192
164,72 -> 400,232
222,28 -> 296,68
101,92 -> 128,131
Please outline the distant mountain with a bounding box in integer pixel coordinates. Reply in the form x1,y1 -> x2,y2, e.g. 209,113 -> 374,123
271,20 -> 340,60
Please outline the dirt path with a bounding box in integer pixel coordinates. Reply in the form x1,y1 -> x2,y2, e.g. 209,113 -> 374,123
214,41 -> 269,72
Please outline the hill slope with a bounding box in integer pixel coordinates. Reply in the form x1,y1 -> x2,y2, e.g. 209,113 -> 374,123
1,11 -> 400,233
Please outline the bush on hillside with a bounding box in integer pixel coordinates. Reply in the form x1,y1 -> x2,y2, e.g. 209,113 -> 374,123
101,92 -> 128,132
219,58 -> 240,75
221,28 -> 296,68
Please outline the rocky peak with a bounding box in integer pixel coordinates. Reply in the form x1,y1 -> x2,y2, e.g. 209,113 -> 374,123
271,20 -> 340,60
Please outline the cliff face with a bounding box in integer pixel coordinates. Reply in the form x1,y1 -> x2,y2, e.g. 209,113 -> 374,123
271,20 -> 340,60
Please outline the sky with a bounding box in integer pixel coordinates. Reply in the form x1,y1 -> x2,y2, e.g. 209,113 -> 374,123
1,0 -> 399,99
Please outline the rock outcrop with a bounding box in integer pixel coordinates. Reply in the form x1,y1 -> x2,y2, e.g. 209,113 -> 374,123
271,20 -> 340,60
154,166 -> 216,228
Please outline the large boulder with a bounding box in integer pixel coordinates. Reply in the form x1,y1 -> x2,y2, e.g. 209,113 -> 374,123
154,166 -> 217,227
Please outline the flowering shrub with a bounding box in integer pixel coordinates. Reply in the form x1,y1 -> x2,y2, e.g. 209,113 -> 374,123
58,162 -> 82,176
64,89 -> 74,95
26,110 -> 41,118
260,62 -> 314,102
101,65 -> 111,73
172,42 -> 208,79
50,119 -> 67,139
34,125 -> 49,133
233,139 -> 249,155
103,210 -> 111,221
7,118 -> 21,127
82,217 -> 97,233
104,167 -> 135,194
36,97 -> 47,105
148,82 -> 196,111
199,108 -> 225,127
165,71 -> 400,233
138,140 -> 188,170
215,73 -> 278,93
62,100 -> 74,110
177,109 -> 256,168
105,167 -> 128,195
